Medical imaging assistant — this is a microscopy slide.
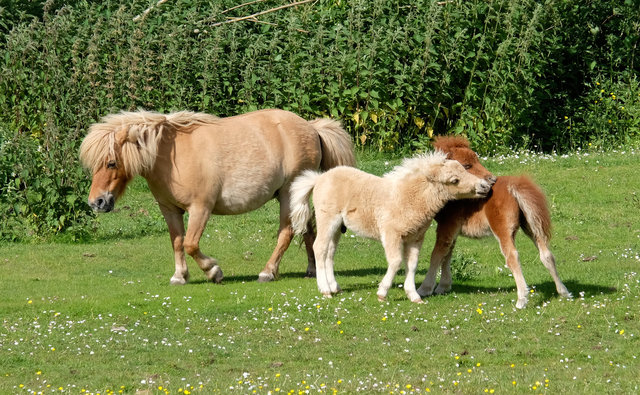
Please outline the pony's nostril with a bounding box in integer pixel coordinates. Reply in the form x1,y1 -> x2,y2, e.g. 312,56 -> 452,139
487,175 -> 497,185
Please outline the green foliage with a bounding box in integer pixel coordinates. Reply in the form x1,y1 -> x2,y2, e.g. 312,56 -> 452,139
0,0 -> 639,238
0,125 -> 94,241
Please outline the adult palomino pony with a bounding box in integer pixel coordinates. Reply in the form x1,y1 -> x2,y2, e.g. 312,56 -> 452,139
416,136 -> 572,308
289,151 -> 492,303
80,109 -> 355,284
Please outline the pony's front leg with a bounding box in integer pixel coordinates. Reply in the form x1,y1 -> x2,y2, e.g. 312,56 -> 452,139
403,236 -> 425,303
417,225 -> 458,297
303,221 -> 317,278
159,205 -> 190,285
377,234 -> 403,302
258,194 -> 295,282
185,206 -> 223,283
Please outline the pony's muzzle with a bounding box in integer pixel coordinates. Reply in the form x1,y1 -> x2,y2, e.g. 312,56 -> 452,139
476,180 -> 492,197
89,193 -> 115,213
486,174 -> 497,186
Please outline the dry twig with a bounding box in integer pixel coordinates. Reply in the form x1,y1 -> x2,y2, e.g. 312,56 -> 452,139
210,0 -> 315,27
133,0 -> 169,22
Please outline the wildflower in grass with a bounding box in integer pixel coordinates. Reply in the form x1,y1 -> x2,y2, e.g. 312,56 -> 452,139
476,308 -> 483,315
620,329 -> 625,335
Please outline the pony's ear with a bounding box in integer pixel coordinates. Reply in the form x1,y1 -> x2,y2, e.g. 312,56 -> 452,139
115,127 -> 130,145
116,126 -> 143,145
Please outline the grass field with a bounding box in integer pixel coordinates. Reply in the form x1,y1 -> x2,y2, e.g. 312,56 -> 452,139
1,148 -> 639,394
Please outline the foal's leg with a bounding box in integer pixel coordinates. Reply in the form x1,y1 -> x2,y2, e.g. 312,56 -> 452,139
303,221 -> 317,278
495,230 -> 529,309
258,193 -> 295,282
418,224 -> 459,297
184,205 -> 223,283
159,204 -> 189,285
313,215 -> 343,297
377,234 -> 404,302
403,234 -> 425,303
323,229 -> 342,295
535,239 -> 572,298
434,245 -> 456,295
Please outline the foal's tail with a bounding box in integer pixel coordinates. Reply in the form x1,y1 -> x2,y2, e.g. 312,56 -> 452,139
289,170 -> 321,235
308,118 -> 356,170
508,176 -> 553,245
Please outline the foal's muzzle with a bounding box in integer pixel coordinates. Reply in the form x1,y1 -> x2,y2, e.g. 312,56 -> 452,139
476,180 -> 492,197
89,193 -> 115,213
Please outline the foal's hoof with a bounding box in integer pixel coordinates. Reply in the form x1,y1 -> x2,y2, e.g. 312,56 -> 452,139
515,298 -> 528,309
377,295 -> 386,302
305,270 -> 317,278
322,292 -> 333,299
206,266 -> 223,284
257,272 -> 275,283
411,298 -> 425,304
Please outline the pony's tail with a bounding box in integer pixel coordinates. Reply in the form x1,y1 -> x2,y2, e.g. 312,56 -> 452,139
289,170 -> 321,235
308,118 -> 356,170
508,176 -> 552,245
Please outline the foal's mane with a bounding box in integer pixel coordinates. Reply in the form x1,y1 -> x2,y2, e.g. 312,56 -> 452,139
80,110 -> 218,177
432,135 -> 470,151
383,151 -> 448,181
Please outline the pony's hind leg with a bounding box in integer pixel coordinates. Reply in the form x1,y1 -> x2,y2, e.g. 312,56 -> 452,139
159,204 -> 190,285
537,241 -> 572,298
313,215 -> 343,297
258,193 -> 295,282
303,221 -> 317,278
185,206 -> 223,283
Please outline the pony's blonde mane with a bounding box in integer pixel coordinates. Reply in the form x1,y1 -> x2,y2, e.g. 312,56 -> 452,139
80,110 -> 219,177
383,150 -> 448,181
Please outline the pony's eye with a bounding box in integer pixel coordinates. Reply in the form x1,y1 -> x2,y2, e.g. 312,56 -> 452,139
107,160 -> 117,169
463,164 -> 472,170
450,178 -> 459,185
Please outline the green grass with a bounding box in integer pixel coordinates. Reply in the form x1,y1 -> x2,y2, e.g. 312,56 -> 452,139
1,149 -> 639,394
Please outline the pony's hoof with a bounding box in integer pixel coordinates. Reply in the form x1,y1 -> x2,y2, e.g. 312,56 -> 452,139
411,298 -> 424,304
305,270 -> 317,278
377,295 -> 386,302
322,292 -> 333,299
206,266 -> 223,284
416,287 -> 434,298
434,285 -> 451,295
257,272 -> 275,282
170,276 -> 187,285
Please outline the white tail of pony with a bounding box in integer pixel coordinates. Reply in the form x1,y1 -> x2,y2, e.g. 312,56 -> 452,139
289,170 -> 321,235
308,118 -> 356,170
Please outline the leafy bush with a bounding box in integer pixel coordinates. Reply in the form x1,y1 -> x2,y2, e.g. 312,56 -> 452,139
0,0 -> 638,238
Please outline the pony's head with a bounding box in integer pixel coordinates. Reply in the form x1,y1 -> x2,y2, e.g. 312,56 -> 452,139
79,111 -> 169,212
433,136 -> 497,185
437,156 -> 492,199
